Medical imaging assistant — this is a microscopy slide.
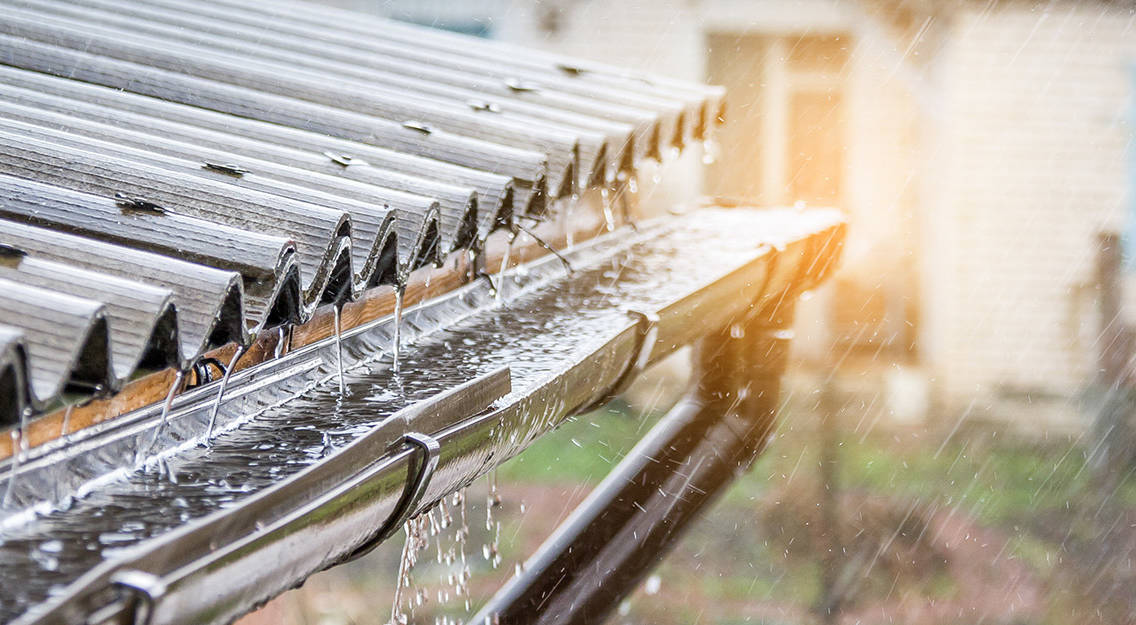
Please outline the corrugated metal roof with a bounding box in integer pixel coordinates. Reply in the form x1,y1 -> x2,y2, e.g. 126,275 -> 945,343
0,0 -> 723,426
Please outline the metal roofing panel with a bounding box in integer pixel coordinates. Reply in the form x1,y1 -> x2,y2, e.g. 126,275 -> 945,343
9,0 -> 641,185
114,0 -> 704,145
0,278 -> 113,405
0,7 -> 586,198
0,220 -> 248,364
0,254 -> 179,382
0,34 -> 554,205
0,120 -> 353,306
0,175 -> 303,335
0,97 -> 469,253
260,0 -> 729,135
0,173 -> 294,285
0,66 -> 520,239
0,103 -> 436,280
0,97 -> 472,255
30,0 -> 671,164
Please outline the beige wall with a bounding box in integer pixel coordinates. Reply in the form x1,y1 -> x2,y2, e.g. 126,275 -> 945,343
929,5 -> 1135,406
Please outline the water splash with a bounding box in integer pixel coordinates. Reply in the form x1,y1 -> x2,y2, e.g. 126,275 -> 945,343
333,306 -> 346,396
204,346 -> 248,444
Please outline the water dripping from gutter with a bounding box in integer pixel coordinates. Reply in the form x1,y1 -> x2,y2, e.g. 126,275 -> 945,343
600,186 -> 616,232
59,404 -> 73,437
483,470 -> 502,569
332,306 -> 346,397
204,345 -> 248,444
274,326 -> 288,359
494,232 -> 517,304
393,287 -> 405,374
464,247 -> 478,284
392,515 -> 429,625
565,193 -> 579,248
142,369 -> 186,462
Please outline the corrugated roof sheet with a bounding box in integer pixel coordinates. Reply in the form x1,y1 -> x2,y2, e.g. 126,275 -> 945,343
0,0 -> 724,426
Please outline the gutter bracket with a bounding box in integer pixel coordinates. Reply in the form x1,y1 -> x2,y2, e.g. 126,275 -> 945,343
579,309 -> 659,413
341,431 -> 440,563
109,570 -> 166,625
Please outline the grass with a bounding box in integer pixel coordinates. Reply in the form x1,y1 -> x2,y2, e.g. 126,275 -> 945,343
497,399 -> 661,485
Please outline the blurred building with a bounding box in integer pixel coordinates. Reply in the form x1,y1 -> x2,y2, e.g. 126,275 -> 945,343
334,0 -> 1135,428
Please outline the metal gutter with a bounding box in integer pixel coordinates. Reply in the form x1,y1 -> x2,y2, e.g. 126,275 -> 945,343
1,208 -> 845,625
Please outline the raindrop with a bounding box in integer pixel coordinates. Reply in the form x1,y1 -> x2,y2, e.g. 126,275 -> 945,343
644,574 -> 661,595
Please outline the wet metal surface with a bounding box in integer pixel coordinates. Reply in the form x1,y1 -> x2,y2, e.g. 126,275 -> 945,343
0,209 -> 842,625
